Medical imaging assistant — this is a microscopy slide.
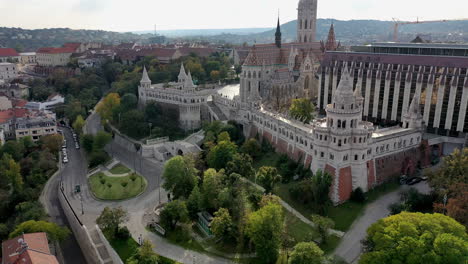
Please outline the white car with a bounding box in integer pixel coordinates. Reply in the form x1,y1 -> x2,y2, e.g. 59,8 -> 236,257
63,157 -> 69,163
75,143 -> 80,149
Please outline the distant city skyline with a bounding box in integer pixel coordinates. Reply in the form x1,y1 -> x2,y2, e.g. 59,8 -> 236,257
1,0 -> 467,32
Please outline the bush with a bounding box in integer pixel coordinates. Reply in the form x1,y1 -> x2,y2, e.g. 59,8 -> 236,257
130,174 -> 137,182
121,181 -> 128,188
89,150 -> 109,168
100,178 -> 106,185
107,183 -> 112,188
116,226 -> 130,239
350,187 -> 366,203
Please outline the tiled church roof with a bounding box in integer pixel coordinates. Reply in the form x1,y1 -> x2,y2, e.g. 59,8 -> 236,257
244,42 -> 321,67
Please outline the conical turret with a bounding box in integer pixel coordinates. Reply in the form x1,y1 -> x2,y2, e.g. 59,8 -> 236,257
178,63 -> 187,83
141,66 -> 151,84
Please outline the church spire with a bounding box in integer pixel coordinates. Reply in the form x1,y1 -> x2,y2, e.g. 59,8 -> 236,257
141,66 -> 151,84
275,15 -> 282,48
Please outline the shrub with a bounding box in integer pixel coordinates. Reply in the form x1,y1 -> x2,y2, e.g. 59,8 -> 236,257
100,178 -> 106,185
89,151 -> 109,168
121,181 -> 128,188
107,183 -> 112,188
130,174 -> 137,182
350,187 -> 366,203
116,226 -> 130,239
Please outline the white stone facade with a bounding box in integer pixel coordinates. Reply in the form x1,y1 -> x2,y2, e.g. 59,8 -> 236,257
36,52 -> 72,67
0,63 -> 18,81
138,65 -> 217,131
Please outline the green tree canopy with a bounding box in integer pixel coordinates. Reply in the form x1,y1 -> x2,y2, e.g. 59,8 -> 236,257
360,212 -> 468,264
127,239 -> 159,264
96,206 -> 128,238
201,168 -> 224,210
162,155 -> 198,199
211,208 -> 234,243
289,242 -> 326,264
426,148 -> 468,196
241,138 -> 261,159
160,200 -> 189,231
10,220 -> 70,242
97,93 -> 121,123
207,139 -> 238,170
93,131 -> 112,151
256,166 -> 281,194
289,98 -> 315,124
73,115 -> 85,135
226,153 -> 255,180
246,201 -> 284,264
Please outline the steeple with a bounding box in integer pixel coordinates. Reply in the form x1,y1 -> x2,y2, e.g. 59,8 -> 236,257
141,66 -> 151,83
275,16 -> 282,48
178,63 -> 187,83
321,23 -> 340,52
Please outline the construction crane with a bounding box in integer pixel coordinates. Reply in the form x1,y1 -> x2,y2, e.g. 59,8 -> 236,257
392,18 -> 468,42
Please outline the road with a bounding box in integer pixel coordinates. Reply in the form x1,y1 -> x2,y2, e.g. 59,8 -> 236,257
333,181 -> 431,263
41,153 -> 87,264
59,111 -> 232,264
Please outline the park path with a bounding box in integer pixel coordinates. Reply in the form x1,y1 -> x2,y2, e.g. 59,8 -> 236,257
333,181 -> 430,264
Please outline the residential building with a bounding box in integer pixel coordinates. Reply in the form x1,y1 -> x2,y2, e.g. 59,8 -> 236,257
1,232 -> 59,264
0,96 -> 13,110
0,48 -> 20,63
36,47 -> 74,67
19,52 -> 37,64
0,63 -> 18,81
0,83 -> 30,99
15,115 -> 57,141
0,128 -> 4,146
25,94 -> 64,111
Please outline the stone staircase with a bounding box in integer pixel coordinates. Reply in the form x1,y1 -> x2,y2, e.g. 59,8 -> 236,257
207,101 -> 227,121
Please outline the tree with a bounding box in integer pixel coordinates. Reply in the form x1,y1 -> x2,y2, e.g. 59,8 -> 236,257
160,200 -> 189,231
246,201 -> 284,264
162,156 -> 198,199
10,220 -> 70,242
426,148 -> 468,196
434,183 -> 468,228
211,208 -> 234,243
73,115 -> 85,135
1,140 -> 25,161
120,93 -> 138,112
96,207 -> 128,239
14,201 -> 47,225
217,131 -> 231,143
40,134 -> 63,154
210,70 -> 221,81
360,212 -> 468,264
127,239 -> 159,264
97,93 -> 121,123
256,166 -> 281,194
311,170 -> 332,214
226,153 -> 255,180
311,215 -> 334,245
289,242 -> 326,264
289,98 -> 315,124
201,168 -> 223,210
207,140 -> 238,170
81,134 -> 94,153
93,131 -> 112,150
5,158 -> 23,193
241,138 -> 261,159
187,185 -> 202,219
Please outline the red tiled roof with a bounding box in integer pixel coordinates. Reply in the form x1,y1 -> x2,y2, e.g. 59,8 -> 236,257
0,108 -> 28,123
179,47 -> 218,57
1,232 -> 59,264
63,43 -> 81,51
244,42 -> 322,67
0,48 -> 19,57
140,48 -> 178,58
36,47 -> 75,54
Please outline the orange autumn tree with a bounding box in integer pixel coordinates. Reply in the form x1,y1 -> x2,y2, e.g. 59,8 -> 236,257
434,183 -> 468,228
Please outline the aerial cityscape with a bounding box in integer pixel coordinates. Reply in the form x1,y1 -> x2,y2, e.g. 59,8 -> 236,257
0,0 -> 467,264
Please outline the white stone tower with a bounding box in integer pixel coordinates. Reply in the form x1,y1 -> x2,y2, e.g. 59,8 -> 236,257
402,93 -> 423,129
297,0 -> 318,43
138,66 -> 152,105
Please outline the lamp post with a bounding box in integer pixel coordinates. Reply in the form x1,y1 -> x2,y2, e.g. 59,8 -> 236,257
148,123 -> 152,138
80,193 -> 84,215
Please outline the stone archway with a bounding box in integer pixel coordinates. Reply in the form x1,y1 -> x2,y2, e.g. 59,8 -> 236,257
177,149 -> 184,156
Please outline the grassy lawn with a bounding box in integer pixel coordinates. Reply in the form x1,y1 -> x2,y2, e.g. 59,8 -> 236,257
284,210 -> 317,243
253,151 -> 282,170
274,180 -> 401,232
109,236 -> 180,264
109,236 -> 139,263
163,226 -> 206,253
89,172 -> 147,200
109,163 -> 131,174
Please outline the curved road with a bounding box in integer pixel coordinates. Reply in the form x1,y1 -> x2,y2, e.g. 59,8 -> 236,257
57,112 -> 232,264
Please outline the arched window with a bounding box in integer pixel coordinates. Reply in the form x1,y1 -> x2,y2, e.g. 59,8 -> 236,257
304,75 -> 310,91
338,120 -> 341,128
253,71 -> 257,78
304,35 -> 307,42
300,20 -> 303,29
305,20 -> 308,29
343,121 -> 346,129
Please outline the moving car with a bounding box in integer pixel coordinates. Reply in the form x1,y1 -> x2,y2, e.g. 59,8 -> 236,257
406,177 -> 422,185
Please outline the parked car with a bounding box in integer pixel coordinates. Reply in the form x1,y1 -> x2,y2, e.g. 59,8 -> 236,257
407,177 -> 422,185
75,143 -> 80,149
63,157 -> 69,163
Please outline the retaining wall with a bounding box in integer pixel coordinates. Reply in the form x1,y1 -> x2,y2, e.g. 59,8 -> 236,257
95,225 -> 124,264
58,184 -> 103,264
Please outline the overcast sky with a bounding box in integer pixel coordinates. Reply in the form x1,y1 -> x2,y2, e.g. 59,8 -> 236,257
1,0 -> 467,32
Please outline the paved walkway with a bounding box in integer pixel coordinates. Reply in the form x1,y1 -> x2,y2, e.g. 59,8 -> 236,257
333,181 -> 430,264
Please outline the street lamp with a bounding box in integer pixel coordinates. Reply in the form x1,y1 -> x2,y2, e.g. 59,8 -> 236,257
80,193 -> 84,215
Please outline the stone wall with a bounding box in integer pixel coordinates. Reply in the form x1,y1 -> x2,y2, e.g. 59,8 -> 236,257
58,184 -> 103,264
95,225 -> 124,264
